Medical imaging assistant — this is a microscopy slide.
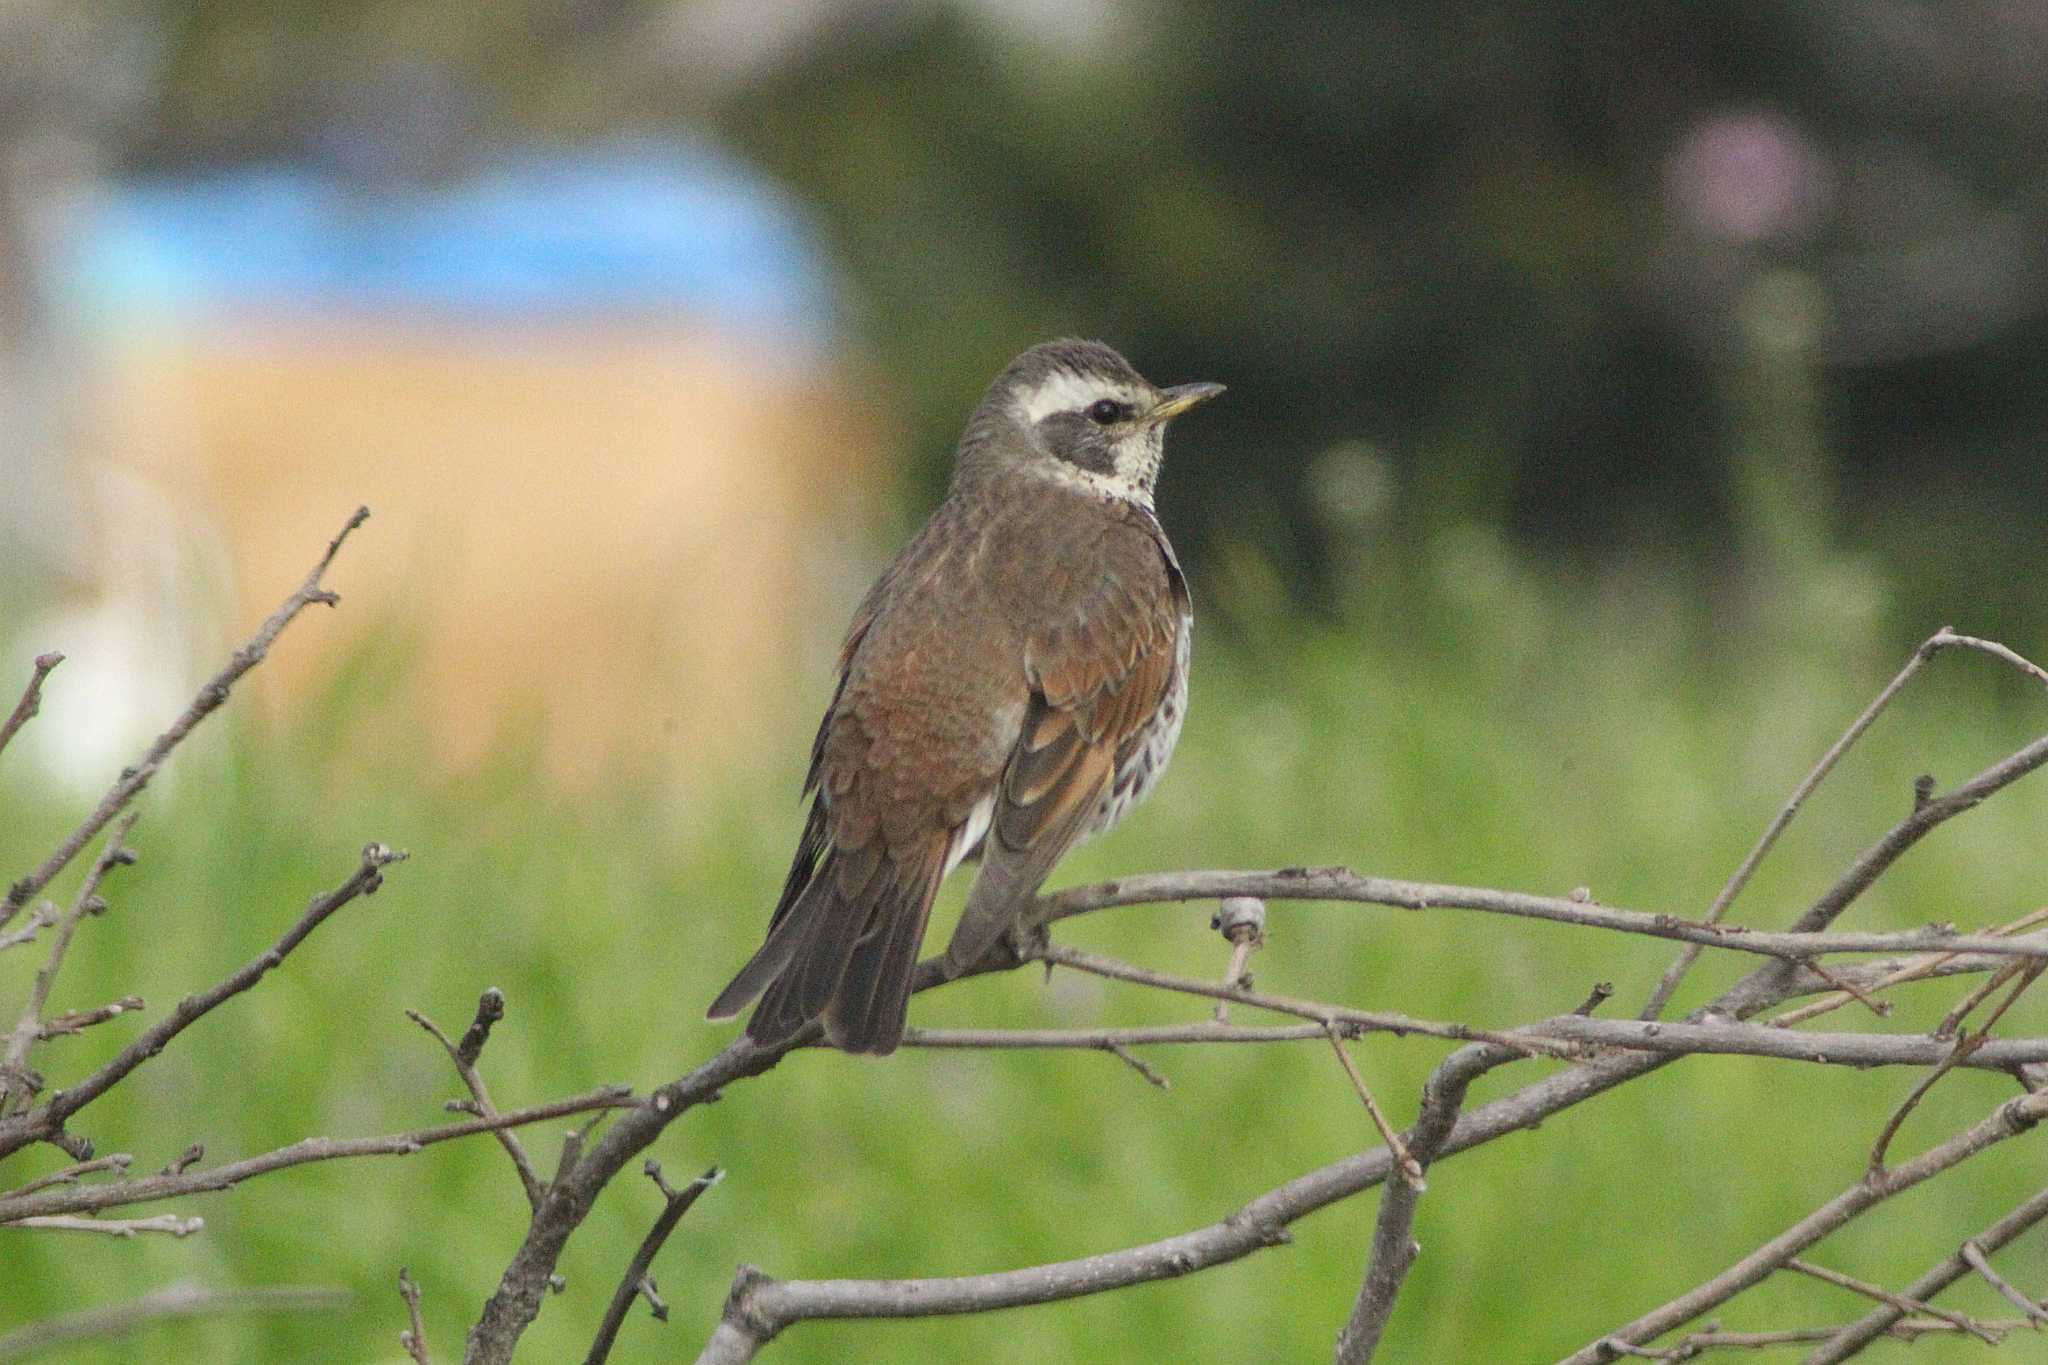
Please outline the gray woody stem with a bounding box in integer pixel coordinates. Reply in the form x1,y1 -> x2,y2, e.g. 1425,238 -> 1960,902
1635,625 -> 2048,1019
1040,867 -> 2048,966
2,507 -> 368,927
1559,1089 -> 2048,1362
0,652 -> 62,776
584,1162 -> 721,1365
1800,1183 -> 2048,1361
1334,1036 -> 1525,1363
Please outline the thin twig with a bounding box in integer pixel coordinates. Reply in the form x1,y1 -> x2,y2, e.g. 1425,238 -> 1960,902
3,507 -> 369,925
1940,632 -> 2048,691
1782,1257 -> 1994,1342
1770,906 -> 2048,1028
399,1267 -> 430,1365
0,842 -> 407,1160
9,1212 -> 204,1237
409,994 -> 544,1211
38,996 -> 144,1040
1103,1041 -> 1171,1089
1559,1089 -> 2048,1362
1640,628 -> 1960,1020
0,652 -> 62,771
902,1023 -> 1334,1049
1868,961 -> 2043,1178
1805,1183 -> 2048,1360
1036,868 -> 2048,966
0,815 -> 139,1111
0,902 -> 57,954
1,1152 -> 131,1200
1039,942 -> 1565,1056
1933,958 -> 2026,1040
1324,1025 -> 1422,1184
0,1085 -> 633,1224
0,1283 -> 350,1362
1792,961 -> 1890,1019
1336,1036 -> 1524,1363
585,1163 -> 721,1365
1959,1240 -> 2048,1324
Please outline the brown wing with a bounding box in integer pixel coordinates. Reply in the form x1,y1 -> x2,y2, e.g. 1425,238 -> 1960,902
941,509 -> 1186,974
708,496 -> 1025,1053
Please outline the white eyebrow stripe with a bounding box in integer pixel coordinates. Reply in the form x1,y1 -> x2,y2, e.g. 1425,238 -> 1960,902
1012,370 -> 1139,425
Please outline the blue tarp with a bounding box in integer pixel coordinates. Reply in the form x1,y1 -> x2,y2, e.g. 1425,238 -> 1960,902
62,139 -> 837,340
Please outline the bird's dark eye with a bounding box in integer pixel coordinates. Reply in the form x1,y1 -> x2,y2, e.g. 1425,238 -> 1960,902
1087,398 -> 1125,425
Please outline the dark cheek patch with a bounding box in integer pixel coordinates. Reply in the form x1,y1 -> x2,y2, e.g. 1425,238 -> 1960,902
1042,415 -> 1118,475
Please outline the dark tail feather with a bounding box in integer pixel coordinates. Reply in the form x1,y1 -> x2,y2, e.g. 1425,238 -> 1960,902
825,848 -> 945,1055
709,835 -> 943,1053
706,806 -> 831,1022
743,865 -> 868,1046
705,896 -> 811,1021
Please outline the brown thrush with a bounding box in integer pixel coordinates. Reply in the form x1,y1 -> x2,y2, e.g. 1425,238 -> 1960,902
708,339 -> 1222,1053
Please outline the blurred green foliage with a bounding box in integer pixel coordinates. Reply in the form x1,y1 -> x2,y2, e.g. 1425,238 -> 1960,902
5,552 -> 2046,1361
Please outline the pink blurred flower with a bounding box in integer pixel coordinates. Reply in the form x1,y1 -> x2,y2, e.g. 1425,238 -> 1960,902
1666,111 -> 1831,244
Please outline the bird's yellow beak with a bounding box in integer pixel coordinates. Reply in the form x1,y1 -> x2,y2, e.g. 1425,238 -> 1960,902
1146,381 -> 1226,425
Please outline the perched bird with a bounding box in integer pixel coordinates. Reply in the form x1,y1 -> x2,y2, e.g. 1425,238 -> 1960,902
708,339 -> 1222,1054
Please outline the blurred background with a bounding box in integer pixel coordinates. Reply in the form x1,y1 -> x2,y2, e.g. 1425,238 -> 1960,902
4,2 -> 2047,1361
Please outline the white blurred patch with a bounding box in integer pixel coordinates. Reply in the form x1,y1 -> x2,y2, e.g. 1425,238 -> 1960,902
10,464 -> 224,800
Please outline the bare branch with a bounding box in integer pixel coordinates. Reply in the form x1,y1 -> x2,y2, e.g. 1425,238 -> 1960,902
1959,1240 -> 2048,1324
399,1268 -> 430,1365
1642,627 -> 1953,1018
1532,1014 -> 2048,1071
0,901 -> 57,954
0,814 -> 139,1109
0,651 -> 62,771
0,842 -> 407,1160
1037,867 -> 2048,966
1650,1320 -> 2027,1354
0,1283 -> 349,1362
1324,1025 -> 1421,1185
409,994 -> 544,1211
1782,1257 -> 1995,1342
1336,1036 -> 1523,1363
476,678 -> 2048,1364
1559,1089 -> 2048,1361
1637,625 -> 2048,1019
2,506 -> 369,925
0,1085 -> 633,1224
902,1023 -> 1334,1050
9,1212 -> 203,1237
2,1152 -> 131,1200
585,1162 -> 720,1365
37,995 -> 144,1040
1803,1183 -> 2048,1359
1868,962 -> 2042,1178
1770,906 -> 2048,1028
479,906 -> 2038,1361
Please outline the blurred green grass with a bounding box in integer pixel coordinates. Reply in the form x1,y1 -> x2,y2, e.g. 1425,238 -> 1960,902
5,548 -> 2048,1363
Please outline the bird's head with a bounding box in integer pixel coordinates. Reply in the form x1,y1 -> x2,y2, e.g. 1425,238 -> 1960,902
959,339 -> 1224,506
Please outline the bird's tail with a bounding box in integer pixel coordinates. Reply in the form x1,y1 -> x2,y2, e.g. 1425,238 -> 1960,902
706,836 -> 946,1056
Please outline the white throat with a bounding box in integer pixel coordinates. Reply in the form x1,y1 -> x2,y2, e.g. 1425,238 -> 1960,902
1026,458 -> 1154,508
